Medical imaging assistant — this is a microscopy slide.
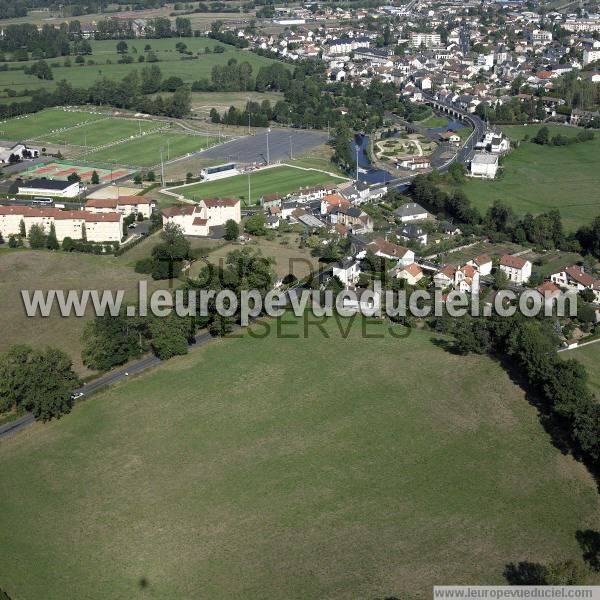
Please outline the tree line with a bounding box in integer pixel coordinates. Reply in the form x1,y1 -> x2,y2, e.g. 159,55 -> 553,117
434,312 -> 600,467
407,172 -> 600,260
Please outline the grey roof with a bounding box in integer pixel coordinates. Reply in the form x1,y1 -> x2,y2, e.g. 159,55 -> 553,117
19,178 -> 77,190
394,203 -> 428,218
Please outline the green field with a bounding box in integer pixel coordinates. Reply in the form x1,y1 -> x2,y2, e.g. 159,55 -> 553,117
176,165 -> 345,204
567,343 -> 600,395
0,317 -> 598,599
44,116 -> 164,148
84,131 -> 221,167
0,108 -> 102,140
0,37 -> 285,95
421,114 -> 450,128
463,124 -> 600,231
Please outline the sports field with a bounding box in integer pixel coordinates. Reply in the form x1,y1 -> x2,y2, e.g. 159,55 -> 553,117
0,37 -> 285,95
44,116 -> 164,148
0,108 -> 103,141
462,124 -> 600,231
84,131 -> 221,168
175,165 -> 344,204
0,316 -> 598,599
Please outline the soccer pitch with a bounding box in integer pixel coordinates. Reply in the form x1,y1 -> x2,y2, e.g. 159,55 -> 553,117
0,108 -> 103,141
44,117 -> 164,148
84,131 -> 221,168
175,165 -> 344,204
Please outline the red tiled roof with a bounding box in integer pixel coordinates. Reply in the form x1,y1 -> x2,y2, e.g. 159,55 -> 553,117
192,217 -> 208,226
162,205 -> 195,217
204,198 -> 238,208
85,198 -> 118,209
500,254 -> 528,269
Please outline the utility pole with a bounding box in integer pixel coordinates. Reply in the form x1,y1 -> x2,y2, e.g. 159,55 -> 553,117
167,139 -> 170,161
247,97 -> 251,135
266,128 -> 270,165
289,135 -> 293,160
247,171 -> 251,206
160,147 -> 165,186
355,145 -> 359,183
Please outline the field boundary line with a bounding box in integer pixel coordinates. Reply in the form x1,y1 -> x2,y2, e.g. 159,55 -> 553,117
279,162 -> 352,181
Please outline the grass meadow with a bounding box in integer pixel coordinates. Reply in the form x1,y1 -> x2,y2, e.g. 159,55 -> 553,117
567,343 -> 600,395
0,37 -> 284,95
175,165 -> 344,205
0,249 -> 163,375
0,316 -> 598,599
462,124 -> 600,231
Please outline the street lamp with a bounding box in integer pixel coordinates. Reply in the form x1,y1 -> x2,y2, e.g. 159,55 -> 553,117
266,128 -> 270,165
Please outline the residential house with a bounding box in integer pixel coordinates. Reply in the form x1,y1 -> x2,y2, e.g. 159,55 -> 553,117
499,254 -> 532,284
394,203 -> 429,223
333,257 -> 361,287
398,224 -> 428,245
550,265 -> 600,302
467,253 -> 492,276
395,262 -> 424,285
470,153 -> 499,179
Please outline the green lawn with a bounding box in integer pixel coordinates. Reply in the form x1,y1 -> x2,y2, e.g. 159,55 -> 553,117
84,131 -> 221,167
0,108 -> 102,140
421,115 -> 449,128
0,37 -> 286,95
44,116 -> 163,148
567,343 -> 600,395
0,317 -> 598,599
176,165 -> 344,204
462,125 -> 600,231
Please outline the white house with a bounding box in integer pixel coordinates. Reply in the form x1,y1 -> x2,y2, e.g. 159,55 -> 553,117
470,153 -> 499,179
394,203 -> 429,223
0,143 -> 38,164
499,255 -> 532,284
333,258 -> 361,287
395,262 -> 424,286
550,265 -> 600,302
162,197 -> 241,237
363,237 -> 415,267
467,253 -> 493,276
398,157 -> 431,171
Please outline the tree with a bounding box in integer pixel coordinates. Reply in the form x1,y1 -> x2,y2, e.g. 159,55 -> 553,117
167,85 -> 191,118
149,314 -> 190,360
224,219 -> 239,240
28,223 -> 46,249
46,222 -> 59,250
244,213 -> 267,236
62,236 -> 74,251
82,312 -> 148,371
19,219 -> 25,237
0,345 -> 78,420
533,126 -> 550,145
91,170 -> 100,185
116,41 -> 128,55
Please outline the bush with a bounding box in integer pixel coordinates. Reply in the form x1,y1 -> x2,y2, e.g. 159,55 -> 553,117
135,257 -> 154,273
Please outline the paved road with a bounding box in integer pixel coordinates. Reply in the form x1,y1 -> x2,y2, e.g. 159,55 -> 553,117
193,129 -> 329,165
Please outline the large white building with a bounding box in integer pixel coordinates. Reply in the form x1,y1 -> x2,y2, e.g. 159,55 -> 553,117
470,153 -> 499,179
0,205 -> 122,242
583,48 -> 600,66
85,195 -> 154,219
409,32 -> 441,48
17,178 -> 82,199
162,198 -> 241,236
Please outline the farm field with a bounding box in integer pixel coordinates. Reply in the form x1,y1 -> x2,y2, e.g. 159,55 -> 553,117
44,116 -> 164,148
0,317 -> 598,599
0,249 -> 162,375
186,91 -> 284,117
175,165 -> 345,205
462,124 -> 600,231
0,37 -> 285,95
84,131 -> 221,167
0,108 -> 103,140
